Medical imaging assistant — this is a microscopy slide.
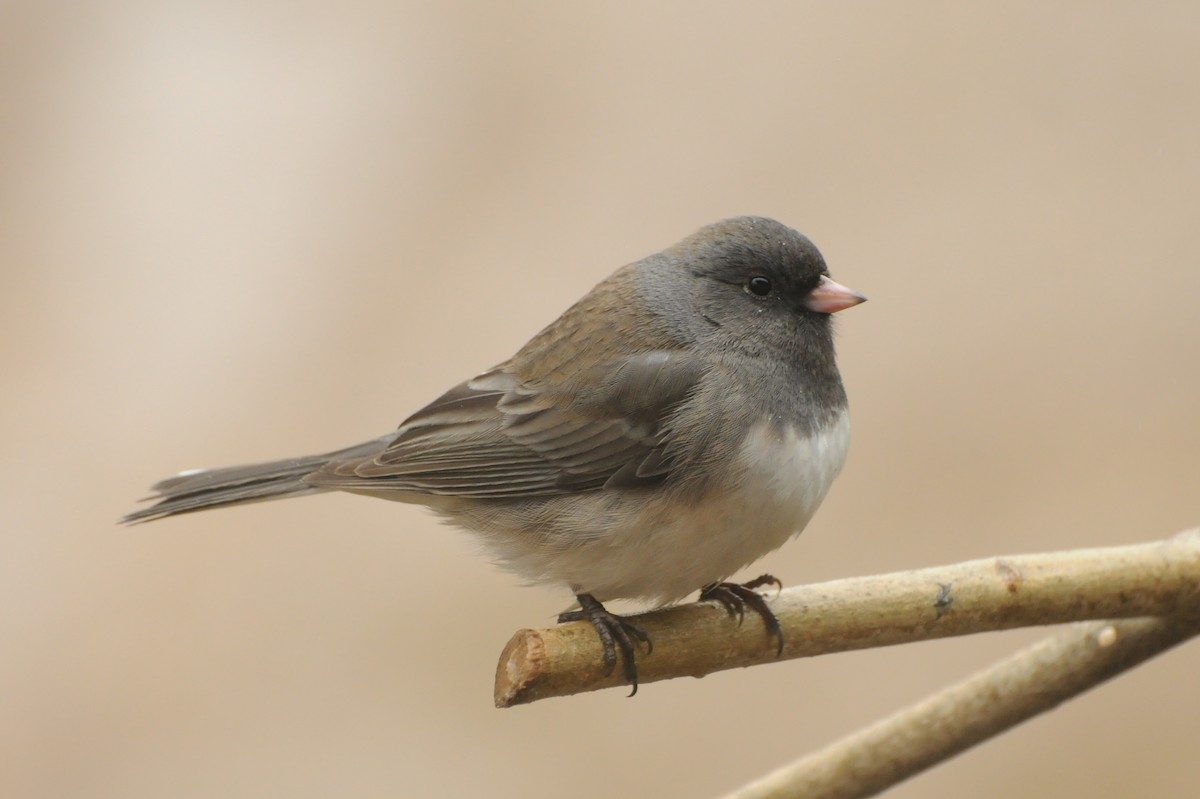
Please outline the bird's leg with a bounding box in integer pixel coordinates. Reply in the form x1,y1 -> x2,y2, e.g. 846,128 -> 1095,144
699,574 -> 785,656
558,593 -> 652,696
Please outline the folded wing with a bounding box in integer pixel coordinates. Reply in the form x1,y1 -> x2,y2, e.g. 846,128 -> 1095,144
308,351 -> 705,497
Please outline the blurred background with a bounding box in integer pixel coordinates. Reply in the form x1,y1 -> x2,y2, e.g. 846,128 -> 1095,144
2,2 -> 1198,797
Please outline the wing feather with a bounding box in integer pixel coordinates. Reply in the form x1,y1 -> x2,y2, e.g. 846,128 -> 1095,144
305,351 -> 704,497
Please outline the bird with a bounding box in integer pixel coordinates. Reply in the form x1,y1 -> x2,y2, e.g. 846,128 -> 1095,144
124,216 -> 866,692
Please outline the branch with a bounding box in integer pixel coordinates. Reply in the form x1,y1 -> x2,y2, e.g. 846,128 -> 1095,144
718,615 -> 1200,799
494,529 -> 1200,707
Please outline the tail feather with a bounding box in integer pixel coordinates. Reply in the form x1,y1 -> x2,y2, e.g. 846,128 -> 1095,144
122,437 -> 390,524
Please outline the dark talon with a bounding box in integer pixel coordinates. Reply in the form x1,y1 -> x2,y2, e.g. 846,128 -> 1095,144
700,584 -> 746,624
700,573 -> 785,656
558,593 -> 651,695
740,573 -> 783,595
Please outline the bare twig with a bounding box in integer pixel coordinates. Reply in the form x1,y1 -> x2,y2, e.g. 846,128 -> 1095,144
717,615 -> 1200,799
495,530 -> 1200,707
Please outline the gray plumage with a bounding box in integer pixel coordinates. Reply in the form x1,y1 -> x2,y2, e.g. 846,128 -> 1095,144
124,216 -> 864,608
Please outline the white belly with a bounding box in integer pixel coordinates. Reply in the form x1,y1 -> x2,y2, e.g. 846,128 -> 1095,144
510,409 -> 853,604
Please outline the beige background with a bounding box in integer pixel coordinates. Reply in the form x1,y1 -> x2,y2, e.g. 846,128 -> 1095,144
3,3 -> 1198,797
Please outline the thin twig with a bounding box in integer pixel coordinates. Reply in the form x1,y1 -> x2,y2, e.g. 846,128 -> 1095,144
495,529 -> 1200,707
717,615 -> 1200,799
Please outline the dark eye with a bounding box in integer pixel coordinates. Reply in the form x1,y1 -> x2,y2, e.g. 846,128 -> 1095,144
746,275 -> 773,296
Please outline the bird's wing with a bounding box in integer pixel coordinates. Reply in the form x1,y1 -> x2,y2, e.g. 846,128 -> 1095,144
306,351 -> 705,497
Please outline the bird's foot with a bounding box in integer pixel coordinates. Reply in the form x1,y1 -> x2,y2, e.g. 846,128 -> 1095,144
700,574 -> 785,656
558,594 -> 652,696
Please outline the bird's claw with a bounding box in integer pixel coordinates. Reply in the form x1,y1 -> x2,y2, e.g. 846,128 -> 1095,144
700,574 -> 785,656
559,594 -> 652,696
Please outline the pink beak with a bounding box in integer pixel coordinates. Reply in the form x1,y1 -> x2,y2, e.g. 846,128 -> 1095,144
803,275 -> 867,314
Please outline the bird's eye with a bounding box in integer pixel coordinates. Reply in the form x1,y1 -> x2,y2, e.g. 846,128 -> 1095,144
746,276 -> 773,297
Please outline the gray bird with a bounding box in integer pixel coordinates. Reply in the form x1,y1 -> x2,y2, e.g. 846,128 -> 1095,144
124,216 -> 866,691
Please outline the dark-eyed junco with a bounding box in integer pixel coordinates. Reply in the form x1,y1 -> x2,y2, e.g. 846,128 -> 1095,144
124,217 -> 866,691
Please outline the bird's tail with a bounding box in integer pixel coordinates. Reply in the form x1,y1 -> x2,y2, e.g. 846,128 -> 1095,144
122,437 -> 389,524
